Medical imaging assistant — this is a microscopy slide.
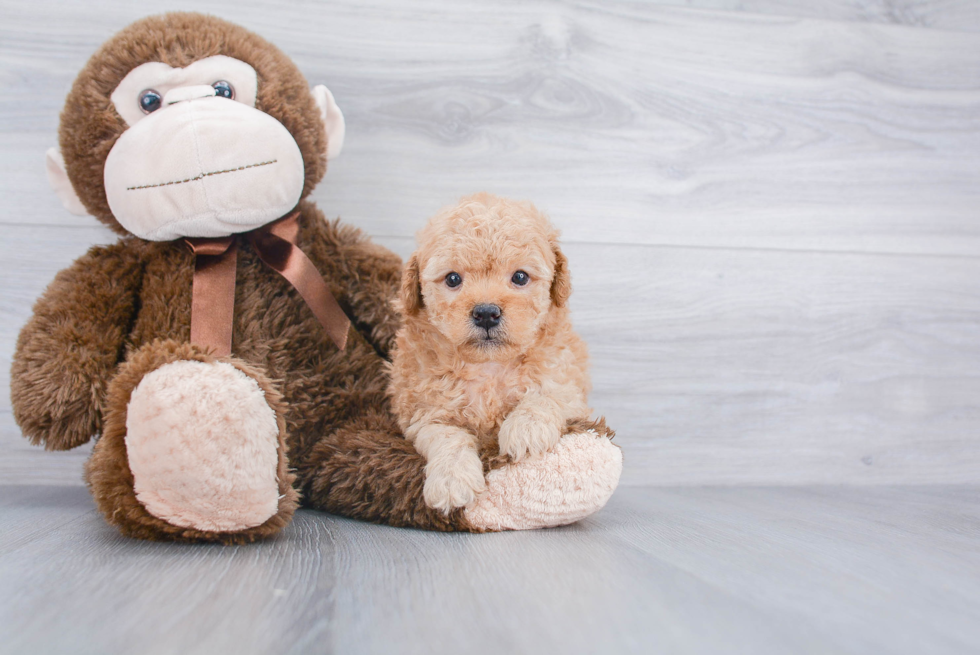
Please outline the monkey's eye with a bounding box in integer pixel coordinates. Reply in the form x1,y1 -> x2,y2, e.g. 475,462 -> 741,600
212,80 -> 235,99
138,89 -> 162,114
511,270 -> 530,286
445,272 -> 463,288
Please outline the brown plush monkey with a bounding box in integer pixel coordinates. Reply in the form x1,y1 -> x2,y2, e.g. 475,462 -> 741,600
11,13 -> 621,543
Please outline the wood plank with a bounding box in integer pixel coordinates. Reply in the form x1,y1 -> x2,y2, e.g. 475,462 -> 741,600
612,0 -> 980,33
1,0 -> 979,256
0,484 -> 95,556
0,486 -> 336,655
3,229 -> 979,486
570,242 -> 980,485
2,1 -> 978,487
602,485 -> 980,654
1,485 -> 977,654
382,236 -> 980,485
0,412 -> 91,487
324,497 -> 834,655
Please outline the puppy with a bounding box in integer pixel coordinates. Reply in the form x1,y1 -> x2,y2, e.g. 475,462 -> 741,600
389,193 -> 591,513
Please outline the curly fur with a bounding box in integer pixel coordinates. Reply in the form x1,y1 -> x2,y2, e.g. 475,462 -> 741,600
16,199 -> 474,540
389,193 -> 592,512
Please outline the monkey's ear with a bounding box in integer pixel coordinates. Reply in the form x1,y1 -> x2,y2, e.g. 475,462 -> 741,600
312,85 -> 345,161
45,147 -> 88,216
400,254 -> 425,316
550,247 -> 572,308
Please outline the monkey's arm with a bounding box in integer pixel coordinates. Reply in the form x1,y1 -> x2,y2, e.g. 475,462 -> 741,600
301,204 -> 403,358
334,236 -> 403,357
11,240 -> 144,450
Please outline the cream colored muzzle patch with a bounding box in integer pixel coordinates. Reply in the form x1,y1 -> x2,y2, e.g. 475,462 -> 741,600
104,96 -> 305,241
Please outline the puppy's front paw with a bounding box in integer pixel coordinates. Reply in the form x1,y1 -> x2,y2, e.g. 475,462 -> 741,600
498,410 -> 563,461
423,448 -> 486,513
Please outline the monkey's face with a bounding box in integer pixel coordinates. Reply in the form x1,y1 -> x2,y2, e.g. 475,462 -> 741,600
48,14 -> 344,240
103,56 -> 307,240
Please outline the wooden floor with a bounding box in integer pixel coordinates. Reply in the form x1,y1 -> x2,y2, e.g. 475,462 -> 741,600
0,485 -> 977,655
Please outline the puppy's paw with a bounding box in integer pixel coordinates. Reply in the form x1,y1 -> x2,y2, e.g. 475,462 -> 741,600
499,409 -> 563,461
423,448 -> 486,513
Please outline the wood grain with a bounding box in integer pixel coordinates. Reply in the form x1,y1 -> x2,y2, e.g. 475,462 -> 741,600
1,485 -> 977,654
1,0 -> 979,487
625,0 -> 980,33
342,236 -> 980,486
0,487 -> 336,655
4,229 -> 978,486
2,1 -> 979,255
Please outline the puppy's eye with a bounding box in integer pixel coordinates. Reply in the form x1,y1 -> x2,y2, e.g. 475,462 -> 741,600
445,272 -> 463,288
511,270 -> 530,286
212,80 -> 234,99
138,89 -> 162,114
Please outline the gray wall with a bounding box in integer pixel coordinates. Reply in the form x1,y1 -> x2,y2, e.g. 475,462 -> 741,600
2,0 -> 979,486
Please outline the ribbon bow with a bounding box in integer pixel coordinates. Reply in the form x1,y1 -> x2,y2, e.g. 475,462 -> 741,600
184,210 -> 350,357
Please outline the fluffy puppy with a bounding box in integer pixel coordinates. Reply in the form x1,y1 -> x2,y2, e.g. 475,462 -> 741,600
389,193 -> 591,513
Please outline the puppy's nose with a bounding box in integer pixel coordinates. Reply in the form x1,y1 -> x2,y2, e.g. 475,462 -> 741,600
472,304 -> 501,330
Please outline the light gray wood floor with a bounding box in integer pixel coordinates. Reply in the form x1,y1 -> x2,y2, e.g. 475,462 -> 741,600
1,485 -> 978,655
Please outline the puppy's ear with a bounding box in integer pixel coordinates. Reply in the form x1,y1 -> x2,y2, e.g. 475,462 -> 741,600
550,247 -> 572,308
400,253 -> 425,315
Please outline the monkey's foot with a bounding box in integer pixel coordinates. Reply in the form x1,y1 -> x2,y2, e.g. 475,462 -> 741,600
87,340 -> 297,543
126,359 -> 283,531
464,429 -> 622,531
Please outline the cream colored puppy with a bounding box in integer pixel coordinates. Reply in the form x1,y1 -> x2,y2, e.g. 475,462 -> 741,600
389,193 -> 591,513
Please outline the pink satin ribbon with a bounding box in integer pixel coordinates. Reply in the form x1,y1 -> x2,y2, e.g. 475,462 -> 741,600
184,210 -> 350,357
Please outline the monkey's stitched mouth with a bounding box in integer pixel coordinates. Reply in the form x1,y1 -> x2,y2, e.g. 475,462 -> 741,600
126,159 -> 278,191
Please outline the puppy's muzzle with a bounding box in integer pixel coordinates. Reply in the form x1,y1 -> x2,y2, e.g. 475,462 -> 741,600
472,304 -> 501,330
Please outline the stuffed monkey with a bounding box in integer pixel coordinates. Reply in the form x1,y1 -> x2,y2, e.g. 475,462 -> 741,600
11,13 -> 622,543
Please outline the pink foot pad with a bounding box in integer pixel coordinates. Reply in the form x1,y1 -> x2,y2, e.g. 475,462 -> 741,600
125,360 -> 282,532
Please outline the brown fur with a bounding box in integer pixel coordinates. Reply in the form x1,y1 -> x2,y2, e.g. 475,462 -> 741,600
388,194 -> 591,512
400,253 -> 425,316
11,239 -> 145,450
58,13 -> 327,235
87,339 -> 298,544
11,14 -> 478,540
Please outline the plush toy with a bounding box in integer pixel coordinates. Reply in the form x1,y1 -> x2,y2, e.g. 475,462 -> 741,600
11,13 -> 622,543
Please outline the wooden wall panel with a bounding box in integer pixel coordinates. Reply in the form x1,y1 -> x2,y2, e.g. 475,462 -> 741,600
1,0 -> 978,486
